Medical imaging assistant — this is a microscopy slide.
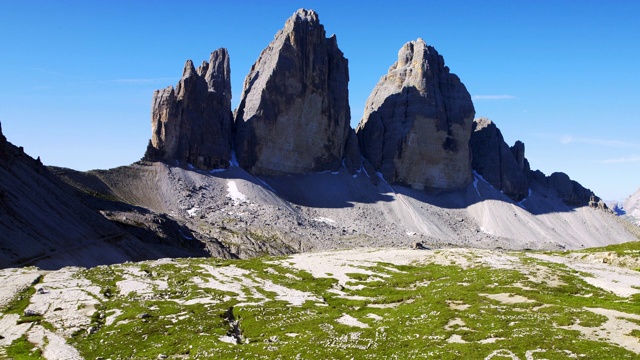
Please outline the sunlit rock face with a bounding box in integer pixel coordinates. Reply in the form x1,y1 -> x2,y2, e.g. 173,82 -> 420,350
234,9 -> 351,175
356,39 -> 475,191
145,48 -> 232,170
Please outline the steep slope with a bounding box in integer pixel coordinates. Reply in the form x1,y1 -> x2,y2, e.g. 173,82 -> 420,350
624,187 -> 640,225
0,122 -> 213,269
57,159 -> 637,254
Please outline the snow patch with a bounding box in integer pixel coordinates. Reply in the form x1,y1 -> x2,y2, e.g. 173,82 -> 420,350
517,189 -> 532,209
336,314 -> 369,328
186,207 -> 200,217
229,151 -> 239,167
472,171 -> 484,197
227,180 -> 247,205
313,217 -> 336,224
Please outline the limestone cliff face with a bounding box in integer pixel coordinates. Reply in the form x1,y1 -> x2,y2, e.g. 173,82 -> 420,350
234,9 -> 351,175
355,39 -> 475,191
470,118 -> 530,201
144,48 -> 232,170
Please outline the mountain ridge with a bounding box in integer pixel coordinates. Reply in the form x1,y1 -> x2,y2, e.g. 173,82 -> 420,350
0,8 -> 637,270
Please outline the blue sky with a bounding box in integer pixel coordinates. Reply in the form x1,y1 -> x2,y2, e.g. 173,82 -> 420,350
1,1 -> 638,201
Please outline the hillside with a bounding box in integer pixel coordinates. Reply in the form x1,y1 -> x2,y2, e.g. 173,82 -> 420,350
55,159 -> 636,257
0,124 -> 211,270
623,188 -> 640,226
1,243 -> 639,358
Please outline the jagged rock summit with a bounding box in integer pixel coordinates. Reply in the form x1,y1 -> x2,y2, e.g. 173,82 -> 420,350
470,118 -> 530,201
470,117 -> 595,206
356,38 -> 475,191
144,48 -> 232,170
0,121 -> 6,158
234,9 -> 351,175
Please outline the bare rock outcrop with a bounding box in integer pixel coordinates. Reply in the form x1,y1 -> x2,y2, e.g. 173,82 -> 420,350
144,48 -> 232,170
355,38 -> 475,191
0,121 -> 6,159
470,118 -> 529,201
547,172 -> 592,206
623,187 -> 640,225
343,129 -> 361,175
234,9 -> 351,175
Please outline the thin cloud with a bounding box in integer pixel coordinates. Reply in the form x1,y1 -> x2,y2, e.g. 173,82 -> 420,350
102,78 -> 175,85
599,156 -> 640,164
560,136 -> 640,149
560,135 -> 574,144
472,95 -> 516,100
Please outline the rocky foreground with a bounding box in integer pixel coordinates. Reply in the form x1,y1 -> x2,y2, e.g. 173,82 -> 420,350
1,243 -> 639,359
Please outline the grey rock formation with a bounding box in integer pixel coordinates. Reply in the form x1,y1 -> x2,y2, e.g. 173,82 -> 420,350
470,118 -> 529,201
234,9 -> 351,175
547,172 -> 592,206
343,129 -> 361,175
623,187 -> 640,225
144,48 -> 232,170
0,121 -> 6,158
355,38 -> 475,191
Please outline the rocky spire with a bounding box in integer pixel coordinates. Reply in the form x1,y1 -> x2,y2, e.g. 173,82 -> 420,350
234,9 -> 351,175
144,48 -> 232,170
0,121 -> 5,149
355,39 -> 475,191
470,118 -> 530,201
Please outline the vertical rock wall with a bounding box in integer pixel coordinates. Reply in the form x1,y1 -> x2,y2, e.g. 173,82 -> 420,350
234,9 -> 351,175
470,118 -> 530,201
356,39 -> 475,191
144,48 -> 232,170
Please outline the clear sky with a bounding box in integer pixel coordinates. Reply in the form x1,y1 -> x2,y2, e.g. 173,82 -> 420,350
1,1 -> 638,201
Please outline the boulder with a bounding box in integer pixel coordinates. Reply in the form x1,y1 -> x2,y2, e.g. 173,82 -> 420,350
144,48 -> 232,170
470,118 -> 529,201
234,9 -> 351,175
355,38 -> 475,191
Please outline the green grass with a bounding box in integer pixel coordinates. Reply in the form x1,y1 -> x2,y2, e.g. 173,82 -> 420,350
572,240 -> 640,258
5,335 -> 42,359
4,250 -> 640,359
3,275 -> 41,315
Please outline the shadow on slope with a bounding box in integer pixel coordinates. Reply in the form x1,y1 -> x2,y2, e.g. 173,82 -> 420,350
261,167 -> 578,216
0,143 -> 212,270
52,160 -> 636,253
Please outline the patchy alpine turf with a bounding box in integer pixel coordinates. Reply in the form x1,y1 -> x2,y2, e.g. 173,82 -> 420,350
1,242 -> 640,359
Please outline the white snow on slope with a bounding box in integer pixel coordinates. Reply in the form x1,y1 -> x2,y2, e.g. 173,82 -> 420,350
227,181 -> 247,205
